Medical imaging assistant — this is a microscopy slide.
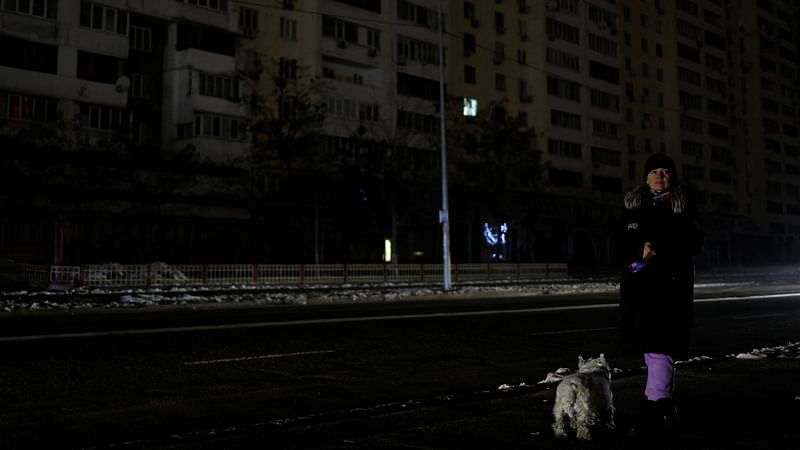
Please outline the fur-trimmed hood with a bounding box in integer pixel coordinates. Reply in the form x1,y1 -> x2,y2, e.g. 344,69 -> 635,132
624,184 -> 687,214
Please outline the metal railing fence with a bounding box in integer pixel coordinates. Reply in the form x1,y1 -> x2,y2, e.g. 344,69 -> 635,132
7,262 -> 569,290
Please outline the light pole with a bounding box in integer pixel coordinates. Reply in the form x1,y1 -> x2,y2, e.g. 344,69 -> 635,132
436,0 -> 452,290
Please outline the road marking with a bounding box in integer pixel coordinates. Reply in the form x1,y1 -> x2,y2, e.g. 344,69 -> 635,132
695,292 -> 800,303
2,291 -> 798,343
0,304 -> 616,342
732,313 -> 785,320
530,327 -> 616,337
184,350 -> 335,366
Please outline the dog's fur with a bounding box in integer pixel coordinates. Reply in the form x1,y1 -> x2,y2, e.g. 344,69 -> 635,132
552,354 -> 616,440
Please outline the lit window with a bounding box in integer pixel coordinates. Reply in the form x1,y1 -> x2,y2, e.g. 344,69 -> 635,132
463,97 -> 478,117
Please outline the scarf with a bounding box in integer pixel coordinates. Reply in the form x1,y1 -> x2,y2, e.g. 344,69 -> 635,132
650,190 -> 672,203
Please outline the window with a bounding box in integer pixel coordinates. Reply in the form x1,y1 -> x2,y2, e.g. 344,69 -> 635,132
547,76 -> 580,101
517,48 -> 527,64
0,35 -> 57,74
463,97 -> 478,116
706,77 -> 726,96
398,0 -> 445,30
79,2 -> 128,35
464,1 -> 475,19
545,18 -> 579,44
278,57 -> 297,80
494,11 -> 505,34
397,109 -> 438,132
551,109 -> 581,130
592,119 -> 618,138
679,91 -> 702,110
518,79 -> 529,97
548,139 -> 582,158
590,89 -> 619,112
592,146 -> 621,166
280,17 -> 297,40
173,0 -> 228,12
517,111 -> 528,127
397,72 -> 440,101
77,51 -> 125,84
495,73 -> 506,91
680,115 -> 703,133
678,66 -> 701,85
546,48 -> 580,72
129,26 -> 152,52
464,65 -> 476,83
3,93 -> 58,122
588,5 -> 616,27
463,33 -> 476,56
130,73 -> 150,98
399,36 -> 441,64
192,113 -> 245,140
708,122 -> 729,139
588,60 -> 619,84
681,140 -> 703,157
493,42 -> 505,62
358,104 -> 380,122
198,72 -> 240,101
1,0 -> 57,19
334,0 -> 381,13
239,7 -> 258,34
80,103 -> 131,131
682,164 -> 705,181
366,29 -> 381,49
588,33 -> 617,57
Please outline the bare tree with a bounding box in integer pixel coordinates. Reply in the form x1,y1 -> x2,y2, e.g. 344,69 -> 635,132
443,98 -> 543,262
337,91 -> 441,264
244,60 -> 336,263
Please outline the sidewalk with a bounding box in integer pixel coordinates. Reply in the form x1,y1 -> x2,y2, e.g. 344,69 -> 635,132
539,357 -> 800,449
248,357 -> 800,450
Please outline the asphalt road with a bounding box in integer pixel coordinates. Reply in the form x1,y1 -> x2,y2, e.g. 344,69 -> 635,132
0,283 -> 798,449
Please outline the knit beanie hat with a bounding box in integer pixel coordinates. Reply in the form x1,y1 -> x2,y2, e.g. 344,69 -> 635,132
643,152 -> 678,183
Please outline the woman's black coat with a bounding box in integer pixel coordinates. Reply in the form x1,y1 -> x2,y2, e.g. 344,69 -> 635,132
618,184 -> 704,360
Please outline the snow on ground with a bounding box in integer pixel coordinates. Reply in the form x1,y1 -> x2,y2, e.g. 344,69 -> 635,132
0,280 -> 620,313
730,341 -> 800,359
531,342 -> 800,387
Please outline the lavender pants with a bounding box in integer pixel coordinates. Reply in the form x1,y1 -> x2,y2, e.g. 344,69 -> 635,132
644,353 -> 675,400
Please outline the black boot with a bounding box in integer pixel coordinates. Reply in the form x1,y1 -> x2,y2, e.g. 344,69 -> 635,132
627,398 -> 679,439
653,398 -> 679,429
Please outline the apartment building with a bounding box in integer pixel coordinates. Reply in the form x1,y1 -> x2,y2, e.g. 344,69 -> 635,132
0,1 -> 249,163
0,1 -> 252,263
3,0 -> 800,266
447,0 -> 800,266
448,0 -> 626,265
731,0 -> 800,262
1,0 -> 450,264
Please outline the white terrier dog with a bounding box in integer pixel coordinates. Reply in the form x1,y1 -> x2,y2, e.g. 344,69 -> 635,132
552,354 -> 616,440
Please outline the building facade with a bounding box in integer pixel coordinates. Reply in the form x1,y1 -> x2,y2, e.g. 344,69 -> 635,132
2,0 -> 800,267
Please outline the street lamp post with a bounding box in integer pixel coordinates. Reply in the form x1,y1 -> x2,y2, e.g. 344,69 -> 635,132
437,0 -> 452,290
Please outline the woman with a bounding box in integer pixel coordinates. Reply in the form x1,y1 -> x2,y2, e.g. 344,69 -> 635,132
619,152 -> 704,436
